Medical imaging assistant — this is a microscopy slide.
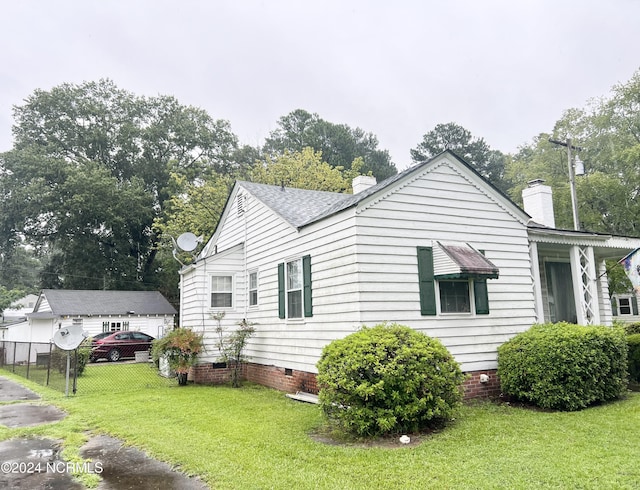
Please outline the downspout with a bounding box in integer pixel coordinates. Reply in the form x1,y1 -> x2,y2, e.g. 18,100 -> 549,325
243,196 -> 248,318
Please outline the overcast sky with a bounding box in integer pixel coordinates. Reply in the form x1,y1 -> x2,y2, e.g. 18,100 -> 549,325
1,1 -> 639,169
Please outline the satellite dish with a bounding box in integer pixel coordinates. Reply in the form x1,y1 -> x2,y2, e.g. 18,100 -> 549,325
176,232 -> 201,252
53,325 -> 88,351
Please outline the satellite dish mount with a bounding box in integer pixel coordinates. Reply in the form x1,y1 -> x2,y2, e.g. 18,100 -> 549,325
171,232 -> 203,266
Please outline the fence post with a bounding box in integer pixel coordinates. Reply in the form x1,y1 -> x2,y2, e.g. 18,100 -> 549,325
26,342 -> 32,379
46,342 -> 52,386
12,342 -> 16,373
72,348 -> 78,395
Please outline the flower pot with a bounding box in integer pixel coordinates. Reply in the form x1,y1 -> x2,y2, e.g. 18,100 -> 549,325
177,372 -> 188,386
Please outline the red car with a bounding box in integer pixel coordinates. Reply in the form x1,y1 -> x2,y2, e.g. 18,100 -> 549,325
89,331 -> 155,362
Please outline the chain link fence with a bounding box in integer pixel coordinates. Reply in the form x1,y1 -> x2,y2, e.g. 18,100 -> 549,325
0,340 -> 176,395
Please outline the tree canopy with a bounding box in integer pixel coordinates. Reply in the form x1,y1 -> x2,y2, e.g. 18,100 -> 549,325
0,79 -> 238,294
264,109 -> 397,181
411,122 -> 509,192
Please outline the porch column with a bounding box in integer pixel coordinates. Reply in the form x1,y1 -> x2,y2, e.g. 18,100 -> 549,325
569,245 -> 600,325
529,241 -> 545,323
597,260 -> 612,325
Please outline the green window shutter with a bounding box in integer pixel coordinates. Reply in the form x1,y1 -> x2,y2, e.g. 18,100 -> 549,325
417,247 -> 436,316
303,255 -> 313,317
474,279 -> 490,314
278,262 -> 285,319
632,296 -> 639,316
611,298 -> 618,316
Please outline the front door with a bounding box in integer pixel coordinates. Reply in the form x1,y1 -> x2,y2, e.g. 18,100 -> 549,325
545,261 -> 577,323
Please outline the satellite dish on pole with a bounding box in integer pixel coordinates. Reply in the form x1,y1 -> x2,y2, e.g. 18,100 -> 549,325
52,324 -> 88,397
176,232 -> 202,252
52,325 -> 87,351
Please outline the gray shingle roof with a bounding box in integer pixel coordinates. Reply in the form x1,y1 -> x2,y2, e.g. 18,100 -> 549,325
237,151 -> 525,229
237,181 -> 352,228
237,165 -> 416,229
39,290 -> 177,316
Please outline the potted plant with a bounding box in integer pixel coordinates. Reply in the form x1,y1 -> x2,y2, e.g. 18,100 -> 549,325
151,327 -> 204,385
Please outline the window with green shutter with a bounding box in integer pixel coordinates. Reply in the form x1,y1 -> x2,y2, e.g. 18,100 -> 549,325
418,246 -> 492,315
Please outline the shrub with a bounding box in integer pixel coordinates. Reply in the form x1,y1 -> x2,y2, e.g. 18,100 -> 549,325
51,347 -> 90,376
316,323 -> 464,437
624,322 -> 640,336
151,327 -> 204,383
627,334 -> 640,382
497,322 -> 628,411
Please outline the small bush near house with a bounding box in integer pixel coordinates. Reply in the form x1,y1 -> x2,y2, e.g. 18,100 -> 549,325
627,334 -> 640,383
51,347 -> 91,376
498,322 -> 628,411
316,323 -> 464,437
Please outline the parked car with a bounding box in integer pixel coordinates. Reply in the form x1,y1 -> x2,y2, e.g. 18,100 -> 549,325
82,331 -> 113,349
90,331 -> 155,362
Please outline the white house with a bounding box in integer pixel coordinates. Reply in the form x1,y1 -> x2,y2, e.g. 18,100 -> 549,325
179,151 -> 640,395
17,289 -> 177,344
0,293 -> 39,341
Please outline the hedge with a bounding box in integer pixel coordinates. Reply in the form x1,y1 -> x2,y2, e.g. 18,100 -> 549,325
497,322 -> 628,411
628,333 -> 640,383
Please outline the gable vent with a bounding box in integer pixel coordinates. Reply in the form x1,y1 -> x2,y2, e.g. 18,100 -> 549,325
237,194 -> 246,217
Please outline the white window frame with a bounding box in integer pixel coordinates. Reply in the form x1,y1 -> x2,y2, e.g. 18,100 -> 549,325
286,258 -> 303,319
617,296 -> 633,316
210,274 -> 234,309
248,270 -> 259,307
436,279 -> 474,315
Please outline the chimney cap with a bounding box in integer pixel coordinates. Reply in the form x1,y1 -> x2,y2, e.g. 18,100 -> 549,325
527,178 -> 546,187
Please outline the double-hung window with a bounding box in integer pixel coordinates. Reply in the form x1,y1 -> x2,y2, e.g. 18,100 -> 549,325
612,295 -> 638,316
249,271 -> 259,307
211,275 -> 233,308
278,255 -> 312,319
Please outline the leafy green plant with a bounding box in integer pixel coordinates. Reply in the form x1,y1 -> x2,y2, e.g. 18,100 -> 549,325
214,312 -> 256,388
624,322 -> 640,336
498,322 -> 628,410
316,323 -> 464,437
151,327 -> 204,383
51,347 -> 90,376
627,333 -> 640,383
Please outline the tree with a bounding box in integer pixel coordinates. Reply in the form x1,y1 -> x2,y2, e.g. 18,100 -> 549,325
411,122 -> 509,192
0,79 -> 238,292
0,246 -> 42,292
263,109 -> 397,180
249,147 -> 365,193
0,286 -> 27,317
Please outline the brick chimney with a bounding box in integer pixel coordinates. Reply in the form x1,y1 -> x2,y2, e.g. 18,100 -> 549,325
522,179 -> 555,227
352,175 -> 377,194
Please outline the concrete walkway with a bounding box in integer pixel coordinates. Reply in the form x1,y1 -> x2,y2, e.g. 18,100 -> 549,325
0,376 -> 209,489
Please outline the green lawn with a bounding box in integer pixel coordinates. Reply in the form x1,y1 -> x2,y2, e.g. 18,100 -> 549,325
1,367 -> 639,489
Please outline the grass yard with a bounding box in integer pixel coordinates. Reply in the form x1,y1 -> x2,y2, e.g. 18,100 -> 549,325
1,367 -> 639,489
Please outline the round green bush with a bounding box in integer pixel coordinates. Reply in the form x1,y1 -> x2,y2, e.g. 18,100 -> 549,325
316,323 -> 464,437
627,333 -> 640,382
497,322 -> 628,411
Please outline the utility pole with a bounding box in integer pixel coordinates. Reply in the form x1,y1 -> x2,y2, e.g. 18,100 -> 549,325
549,138 -> 583,231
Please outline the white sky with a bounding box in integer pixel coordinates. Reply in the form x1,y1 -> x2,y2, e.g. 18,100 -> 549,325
1,1 -> 639,170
